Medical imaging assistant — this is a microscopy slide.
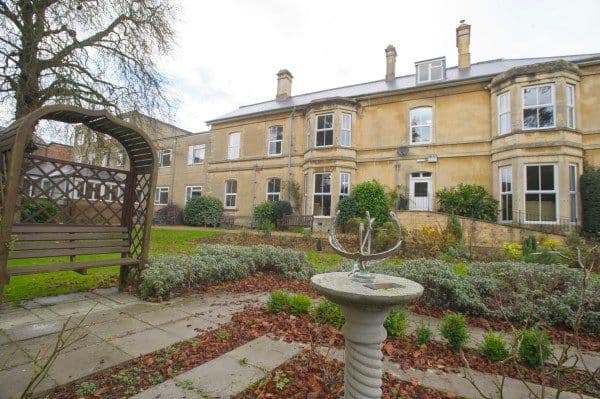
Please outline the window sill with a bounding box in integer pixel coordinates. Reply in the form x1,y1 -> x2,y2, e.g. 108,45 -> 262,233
224,207 -> 238,211
409,142 -> 433,146
313,215 -> 332,219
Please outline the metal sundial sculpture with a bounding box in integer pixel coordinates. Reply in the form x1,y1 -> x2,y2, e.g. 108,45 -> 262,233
329,210 -> 403,283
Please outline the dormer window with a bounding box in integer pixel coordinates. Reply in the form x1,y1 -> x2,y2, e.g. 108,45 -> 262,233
415,58 -> 445,84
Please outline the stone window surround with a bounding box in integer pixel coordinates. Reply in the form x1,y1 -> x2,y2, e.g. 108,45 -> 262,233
185,185 -> 202,204
522,83 -> 556,130
224,179 -> 237,209
523,163 -> 558,224
266,177 -> 281,201
267,125 -> 284,156
306,105 -> 358,151
409,106 -> 434,145
490,72 -> 580,137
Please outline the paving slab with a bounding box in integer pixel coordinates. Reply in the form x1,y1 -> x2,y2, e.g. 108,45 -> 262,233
28,306 -> 60,320
158,316 -> 218,340
119,302 -> 164,316
0,309 -> 41,329
4,319 -> 71,341
49,299 -> 111,317
134,308 -> 190,326
87,316 -> 151,340
0,330 -> 10,345
0,362 -> 58,399
18,328 -> 101,360
110,328 -> 181,357
47,342 -> 130,385
0,342 -> 31,370
33,291 -> 98,306
131,336 -> 305,399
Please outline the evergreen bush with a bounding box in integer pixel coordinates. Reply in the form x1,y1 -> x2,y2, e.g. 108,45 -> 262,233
21,198 -> 59,223
268,291 -> 291,314
183,196 -> 223,226
336,195 -> 359,230
415,323 -> 433,345
273,200 -> 293,224
480,331 -> 509,361
518,328 -> 552,368
288,293 -> 312,316
384,308 -> 408,338
439,312 -> 469,351
253,201 -> 276,228
352,180 -> 390,226
313,299 -> 345,328
436,184 -> 498,222
581,170 -> 600,236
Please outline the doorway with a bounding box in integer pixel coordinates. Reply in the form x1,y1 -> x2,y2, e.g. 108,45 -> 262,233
409,172 -> 432,211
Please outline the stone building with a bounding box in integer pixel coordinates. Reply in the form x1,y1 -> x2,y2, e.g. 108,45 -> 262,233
204,22 -> 600,228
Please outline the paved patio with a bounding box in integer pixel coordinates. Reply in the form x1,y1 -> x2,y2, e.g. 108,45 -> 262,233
0,288 -> 267,399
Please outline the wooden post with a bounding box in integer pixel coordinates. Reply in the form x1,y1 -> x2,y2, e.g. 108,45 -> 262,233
120,169 -> 136,291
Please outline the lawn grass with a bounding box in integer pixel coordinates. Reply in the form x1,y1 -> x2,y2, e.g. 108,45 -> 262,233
3,228 -> 220,302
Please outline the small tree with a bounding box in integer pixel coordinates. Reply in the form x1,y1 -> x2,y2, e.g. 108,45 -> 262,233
437,184 -> 498,222
336,195 -> 359,231
352,181 -> 389,226
580,169 -> 600,236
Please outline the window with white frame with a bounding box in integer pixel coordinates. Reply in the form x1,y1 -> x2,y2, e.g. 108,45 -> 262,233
188,144 -> 205,165
228,132 -> 240,160
116,151 -> 125,167
185,186 -> 202,203
340,172 -> 350,197
416,58 -> 445,83
266,178 -> 281,201
498,92 -> 511,135
158,149 -> 172,167
523,85 -> 555,129
268,126 -> 283,156
569,163 -> 578,223
224,180 -> 237,208
410,107 -> 433,144
105,183 -> 118,202
154,186 -> 169,205
499,166 -> 513,222
313,173 -> 332,216
341,113 -> 352,147
101,152 -> 109,167
566,84 -> 575,129
315,114 -> 334,147
524,164 -> 557,223
86,180 -> 101,201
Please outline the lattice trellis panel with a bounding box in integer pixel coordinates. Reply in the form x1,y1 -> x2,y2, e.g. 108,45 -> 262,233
18,155 -> 129,226
130,172 -> 152,258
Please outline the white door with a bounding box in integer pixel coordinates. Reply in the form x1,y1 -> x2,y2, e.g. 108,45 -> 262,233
409,174 -> 432,211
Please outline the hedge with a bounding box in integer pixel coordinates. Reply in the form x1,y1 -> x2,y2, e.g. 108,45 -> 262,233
183,196 -> 223,226
375,259 -> 600,334
436,184 -> 498,222
139,244 -> 316,300
581,170 -> 600,236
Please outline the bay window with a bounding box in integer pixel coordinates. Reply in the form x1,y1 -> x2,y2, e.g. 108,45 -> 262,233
313,173 -> 332,216
566,84 -> 575,129
316,114 -> 334,147
498,92 -> 511,135
524,164 -> 557,223
340,172 -> 350,197
523,85 -> 555,129
569,164 -> 578,223
341,113 -> 352,147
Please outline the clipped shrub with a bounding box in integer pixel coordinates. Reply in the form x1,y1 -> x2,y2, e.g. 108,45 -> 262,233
480,331 -> 509,361
289,293 -> 312,316
437,184 -> 498,222
273,200 -> 293,224
21,198 -> 59,223
253,201 -> 276,228
415,323 -> 433,345
140,244 -> 316,300
522,235 -> 537,256
336,195 -> 359,230
439,312 -> 469,351
384,308 -> 408,338
313,299 -> 345,329
268,290 -> 291,314
183,196 -> 223,226
581,169 -> 600,236
352,180 -> 390,226
518,328 -> 552,368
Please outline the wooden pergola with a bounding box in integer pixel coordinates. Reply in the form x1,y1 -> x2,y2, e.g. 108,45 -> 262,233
0,105 -> 157,299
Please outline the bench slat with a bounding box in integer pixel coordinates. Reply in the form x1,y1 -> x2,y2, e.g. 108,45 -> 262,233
13,239 -> 130,251
9,245 -> 130,259
12,225 -> 127,233
14,232 -> 129,241
8,258 -> 140,276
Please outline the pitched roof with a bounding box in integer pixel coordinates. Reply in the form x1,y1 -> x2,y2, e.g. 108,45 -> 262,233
207,54 -> 600,124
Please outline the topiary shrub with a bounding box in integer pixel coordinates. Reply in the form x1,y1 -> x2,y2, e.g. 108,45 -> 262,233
336,195 -> 359,230
518,328 -> 552,368
273,200 -> 293,225
253,201 -> 276,228
480,331 -> 509,361
288,293 -> 312,316
21,198 -> 59,223
352,180 -> 390,226
437,184 -> 498,222
439,312 -> 469,351
183,196 -> 223,227
313,299 -> 345,329
384,308 -> 408,338
268,290 -> 291,314
580,170 -> 600,236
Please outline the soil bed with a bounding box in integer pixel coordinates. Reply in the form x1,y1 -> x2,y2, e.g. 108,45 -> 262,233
233,350 -> 460,399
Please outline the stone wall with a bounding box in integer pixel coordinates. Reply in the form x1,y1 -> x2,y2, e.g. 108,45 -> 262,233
396,211 -> 566,248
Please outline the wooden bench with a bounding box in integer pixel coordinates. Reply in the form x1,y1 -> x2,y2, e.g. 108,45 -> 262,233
7,224 -> 140,276
277,214 -> 314,232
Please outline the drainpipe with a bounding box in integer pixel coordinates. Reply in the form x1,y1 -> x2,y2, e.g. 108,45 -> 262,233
287,107 -> 296,202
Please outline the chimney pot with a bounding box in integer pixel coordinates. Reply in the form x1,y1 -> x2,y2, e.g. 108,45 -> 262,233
276,69 -> 293,101
456,21 -> 471,69
385,45 -> 397,82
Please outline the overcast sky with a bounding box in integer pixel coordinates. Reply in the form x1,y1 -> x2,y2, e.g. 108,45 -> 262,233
162,0 -> 600,133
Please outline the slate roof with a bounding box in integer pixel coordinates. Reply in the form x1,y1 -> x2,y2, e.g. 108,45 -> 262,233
207,54 -> 600,124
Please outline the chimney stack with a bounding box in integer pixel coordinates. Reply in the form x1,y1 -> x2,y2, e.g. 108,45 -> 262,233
385,45 -> 397,81
276,69 -> 293,101
456,20 -> 471,69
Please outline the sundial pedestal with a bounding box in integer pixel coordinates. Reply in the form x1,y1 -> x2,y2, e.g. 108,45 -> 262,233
311,272 -> 423,399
